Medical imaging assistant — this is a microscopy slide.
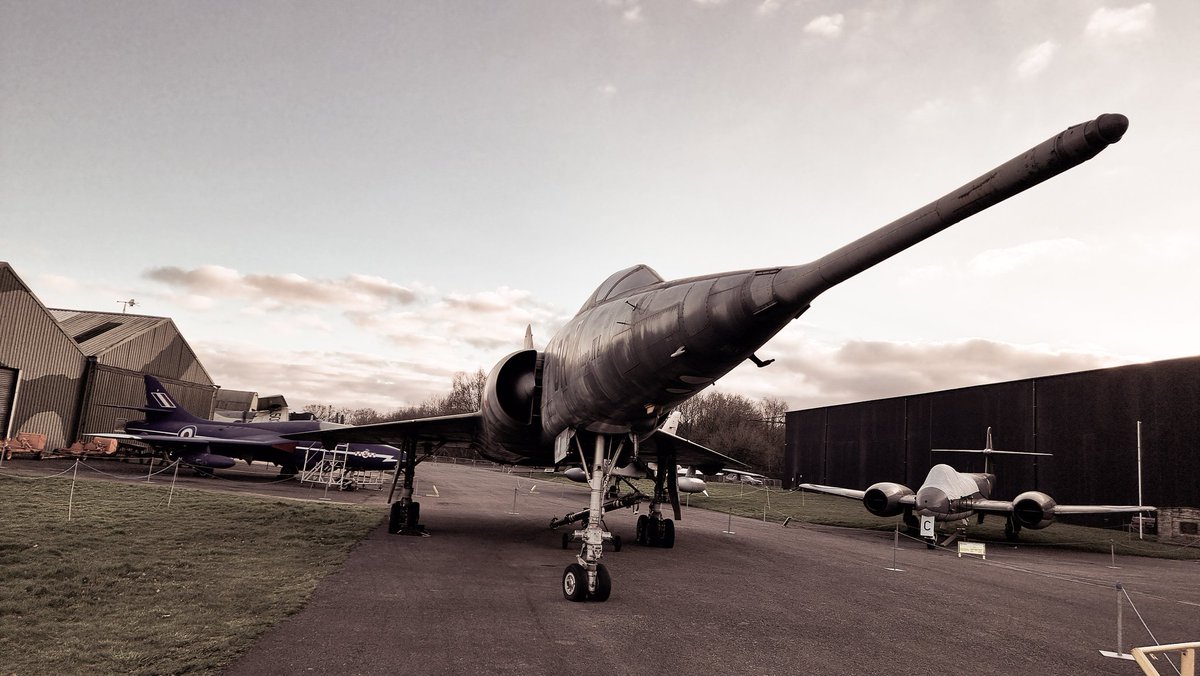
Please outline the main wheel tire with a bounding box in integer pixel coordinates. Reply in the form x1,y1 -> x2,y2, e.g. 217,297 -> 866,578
590,563 -> 612,602
611,535 -> 622,552
561,532 -> 571,550
660,519 -> 675,549
562,563 -> 588,602
635,515 -> 648,545
1004,518 -> 1020,542
388,501 -> 406,534
407,502 -> 420,529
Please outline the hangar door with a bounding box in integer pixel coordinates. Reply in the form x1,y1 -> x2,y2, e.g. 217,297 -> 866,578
0,367 -> 16,439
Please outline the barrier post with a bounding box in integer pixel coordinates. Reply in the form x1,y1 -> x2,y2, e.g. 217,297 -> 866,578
68,458 -> 80,521
885,522 -> 904,572
167,461 -> 180,507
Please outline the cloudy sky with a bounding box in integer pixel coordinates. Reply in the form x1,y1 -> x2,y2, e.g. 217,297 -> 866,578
2,1 -> 1197,412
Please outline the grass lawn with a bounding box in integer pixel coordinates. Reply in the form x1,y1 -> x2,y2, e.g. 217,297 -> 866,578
531,470 -> 1194,559
681,482 -> 1199,560
0,473 -> 382,674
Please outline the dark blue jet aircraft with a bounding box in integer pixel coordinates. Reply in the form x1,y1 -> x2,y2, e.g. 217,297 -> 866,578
96,375 -> 400,474
287,114 -> 1130,603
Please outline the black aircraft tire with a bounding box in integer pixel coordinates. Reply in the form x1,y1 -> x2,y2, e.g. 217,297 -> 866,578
561,533 -> 571,550
562,564 -> 588,602
635,515 -> 648,545
611,535 -> 622,552
590,564 -> 612,602
408,502 -> 420,529
1004,518 -> 1021,542
661,519 -> 675,549
388,501 -> 405,534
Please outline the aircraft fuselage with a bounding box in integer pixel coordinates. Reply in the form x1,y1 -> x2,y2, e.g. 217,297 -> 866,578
475,114 -> 1129,467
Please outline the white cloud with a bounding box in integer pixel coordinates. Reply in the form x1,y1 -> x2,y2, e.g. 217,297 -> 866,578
967,238 -> 1087,276
720,333 -> 1125,409
143,265 -> 419,312
34,273 -> 81,295
1085,3 -> 1155,40
139,266 -> 577,409
1014,41 -> 1058,80
907,98 -> 951,124
804,13 -> 844,38
756,0 -> 783,17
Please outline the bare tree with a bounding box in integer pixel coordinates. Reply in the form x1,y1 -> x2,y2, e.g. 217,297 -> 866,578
438,368 -> 487,414
673,391 -> 789,475
349,408 -> 385,425
302,404 -> 350,423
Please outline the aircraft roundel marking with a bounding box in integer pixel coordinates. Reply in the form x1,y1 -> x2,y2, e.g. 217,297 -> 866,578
178,426 -> 197,438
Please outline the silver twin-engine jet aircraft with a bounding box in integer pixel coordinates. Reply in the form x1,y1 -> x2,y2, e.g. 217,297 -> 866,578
287,114 -> 1130,602
801,428 -> 1154,541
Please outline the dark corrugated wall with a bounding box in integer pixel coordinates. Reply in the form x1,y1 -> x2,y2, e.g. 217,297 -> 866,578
79,365 -> 216,437
0,264 -> 86,450
785,356 -> 1200,509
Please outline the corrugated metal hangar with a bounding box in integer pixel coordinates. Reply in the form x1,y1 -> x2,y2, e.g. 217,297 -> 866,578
784,356 -> 1200,515
0,262 -> 216,452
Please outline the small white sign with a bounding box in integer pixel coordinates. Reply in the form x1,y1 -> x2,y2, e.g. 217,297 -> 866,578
554,429 -> 573,465
957,541 -> 987,559
920,515 -> 936,538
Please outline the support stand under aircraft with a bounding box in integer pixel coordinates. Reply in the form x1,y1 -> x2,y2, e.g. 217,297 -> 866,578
286,114 -> 1130,602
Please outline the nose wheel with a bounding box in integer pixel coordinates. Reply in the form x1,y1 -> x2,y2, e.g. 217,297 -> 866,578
562,562 -> 611,602
560,432 -> 631,603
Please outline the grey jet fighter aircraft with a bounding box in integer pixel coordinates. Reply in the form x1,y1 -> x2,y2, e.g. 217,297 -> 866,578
800,428 -> 1154,542
95,375 -> 400,475
287,113 -> 1130,603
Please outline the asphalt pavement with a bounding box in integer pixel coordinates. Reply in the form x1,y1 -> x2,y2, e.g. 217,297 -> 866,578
222,461 -> 1199,676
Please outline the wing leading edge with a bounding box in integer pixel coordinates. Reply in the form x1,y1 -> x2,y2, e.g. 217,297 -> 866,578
282,411 -> 482,450
642,428 -> 747,474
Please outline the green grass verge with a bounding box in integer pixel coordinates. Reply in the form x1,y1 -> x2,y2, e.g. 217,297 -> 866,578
0,475 -> 382,674
681,483 -> 1199,560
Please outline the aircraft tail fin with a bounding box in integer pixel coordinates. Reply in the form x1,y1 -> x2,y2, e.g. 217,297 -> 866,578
139,375 -> 207,424
523,324 -> 534,350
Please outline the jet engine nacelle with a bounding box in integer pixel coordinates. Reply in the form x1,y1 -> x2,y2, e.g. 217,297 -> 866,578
480,349 -> 541,449
1011,491 -> 1057,529
863,482 -> 916,517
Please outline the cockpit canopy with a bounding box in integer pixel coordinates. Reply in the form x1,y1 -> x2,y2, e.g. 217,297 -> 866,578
576,264 -> 665,315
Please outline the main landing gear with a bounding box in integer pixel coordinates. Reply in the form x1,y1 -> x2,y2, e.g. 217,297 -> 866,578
1004,515 -> 1023,541
635,513 -> 675,548
387,439 -> 425,536
637,455 -> 679,548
